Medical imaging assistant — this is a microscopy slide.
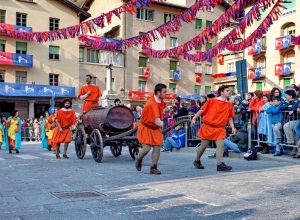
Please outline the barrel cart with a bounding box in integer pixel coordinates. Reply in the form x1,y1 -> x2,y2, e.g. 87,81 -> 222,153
74,106 -> 141,163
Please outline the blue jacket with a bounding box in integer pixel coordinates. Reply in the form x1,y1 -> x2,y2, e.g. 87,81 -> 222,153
266,105 -> 283,124
280,99 -> 299,121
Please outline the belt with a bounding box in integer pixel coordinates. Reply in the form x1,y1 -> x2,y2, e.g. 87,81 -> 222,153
202,123 -> 224,129
140,120 -> 160,130
85,100 -> 98,104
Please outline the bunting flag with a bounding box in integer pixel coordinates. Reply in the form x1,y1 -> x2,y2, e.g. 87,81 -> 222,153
291,35 -> 300,45
0,0 -> 166,42
195,73 -> 202,83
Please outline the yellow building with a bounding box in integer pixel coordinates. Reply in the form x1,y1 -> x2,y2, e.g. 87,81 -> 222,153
216,0 -> 299,94
76,0 -> 230,102
0,0 -> 90,118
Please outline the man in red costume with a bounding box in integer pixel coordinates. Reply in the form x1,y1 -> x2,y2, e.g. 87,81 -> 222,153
52,99 -> 77,159
135,83 -> 167,175
78,75 -> 102,113
191,85 -> 236,171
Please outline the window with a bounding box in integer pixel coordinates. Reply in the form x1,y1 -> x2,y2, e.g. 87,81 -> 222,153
170,60 -> 177,70
138,57 -> 147,67
194,85 -> 201,95
228,62 -> 235,72
195,19 -> 202,29
79,47 -> 84,62
283,79 -> 291,88
256,82 -> 263,91
16,71 -> 27,83
0,70 -> 5,82
49,18 -> 59,31
16,13 -> 27,26
206,20 -> 212,27
49,74 -> 59,86
49,46 -> 60,60
169,83 -> 176,93
205,64 -> 212,75
164,13 -> 176,23
138,80 -> 146,92
87,48 -> 99,63
0,10 -> 6,23
257,57 -> 266,68
195,64 -> 202,73
16,42 -> 27,54
205,43 -> 212,51
170,37 -> 178,48
0,40 -> 5,52
137,9 -> 154,21
205,86 -> 211,94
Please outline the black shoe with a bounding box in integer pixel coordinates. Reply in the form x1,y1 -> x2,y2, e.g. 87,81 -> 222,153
223,151 -> 229,157
16,149 -> 19,154
56,154 -> 61,159
9,149 -> 12,154
217,162 -> 232,172
193,160 -> 204,169
63,154 -> 69,159
208,153 -> 216,158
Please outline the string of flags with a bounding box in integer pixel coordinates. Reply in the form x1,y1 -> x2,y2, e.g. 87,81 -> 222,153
0,0 -> 166,42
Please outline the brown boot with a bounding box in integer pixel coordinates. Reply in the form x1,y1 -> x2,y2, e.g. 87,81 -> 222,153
261,146 -> 269,154
150,164 -> 161,175
135,158 -> 142,171
193,160 -> 204,169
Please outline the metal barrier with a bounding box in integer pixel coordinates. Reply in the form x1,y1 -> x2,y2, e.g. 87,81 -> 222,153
249,110 -> 299,152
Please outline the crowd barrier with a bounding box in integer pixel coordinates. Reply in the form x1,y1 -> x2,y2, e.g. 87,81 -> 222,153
249,110 -> 299,152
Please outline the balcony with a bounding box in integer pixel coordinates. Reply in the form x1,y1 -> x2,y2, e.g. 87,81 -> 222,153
275,35 -> 294,50
138,67 -> 150,79
169,70 -> 181,81
248,67 -> 266,80
275,62 -> 295,76
0,52 -> 33,67
249,40 -> 267,56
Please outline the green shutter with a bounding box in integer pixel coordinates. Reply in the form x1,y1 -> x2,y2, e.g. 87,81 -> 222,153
170,61 -> 177,70
206,20 -> 212,27
256,82 -> 263,91
138,57 -> 147,67
0,40 -> 5,44
195,19 -> 202,29
194,85 -> 201,94
283,79 -> 291,88
49,46 -> 59,54
205,43 -> 212,51
139,80 -> 146,86
205,86 -> 211,94
169,83 -> 176,89
16,42 -> 27,51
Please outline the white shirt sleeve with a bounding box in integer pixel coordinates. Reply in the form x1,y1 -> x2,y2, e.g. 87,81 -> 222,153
79,94 -> 88,100
155,118 -> 164,128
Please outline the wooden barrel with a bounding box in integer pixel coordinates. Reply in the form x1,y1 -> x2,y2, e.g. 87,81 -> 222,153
81,106 -> 134,132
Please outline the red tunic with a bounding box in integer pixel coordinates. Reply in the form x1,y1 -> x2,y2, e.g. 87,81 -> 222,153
137,97 -> 166,146
52,109 -> 76,146
78,84 -> 102,113
198,98 -> 234,140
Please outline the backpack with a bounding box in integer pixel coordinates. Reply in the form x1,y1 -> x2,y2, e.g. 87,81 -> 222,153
244,147 -> 257,161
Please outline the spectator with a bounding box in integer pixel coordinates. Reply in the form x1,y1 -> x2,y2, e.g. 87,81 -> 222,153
271,87 -> 285,104
174,102 -> 189,118
163,107 -> 170,120
249,90 -> 265,124
233,96 -> 243,129
135,106 -> 142,121
294,118 -> 300,158
207,93 -> 216,99
188,100 -> 199,115
258,94 -> 272,153
198,96 -> 207,109
266,96 -> 283,156
114,98 -> 122,106
281,90 -> 299,150
241,93 -> 253,124
33,119 -> 40,142
174,96 -> 181,110
162,125 -> 186,152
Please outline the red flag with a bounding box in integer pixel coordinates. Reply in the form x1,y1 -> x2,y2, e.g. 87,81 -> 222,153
217,54 -> 224,65
143,67 -> 150,78
275,64 -> 283,76
275,37 -> 283,50
248,68 -> 255,79
248,46 -> 255,55
196,73 -> 202,83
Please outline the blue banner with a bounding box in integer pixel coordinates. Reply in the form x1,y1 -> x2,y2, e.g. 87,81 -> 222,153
177,94 -> 201,100
282,35 -> 291,49
13,53 -> 33,67
254,67 -> 262,79
13,25 -> 32,32
282,62 -> 292,75
173,70 -> 181,81
255,41 -> 262,55
0,83 -> 76,98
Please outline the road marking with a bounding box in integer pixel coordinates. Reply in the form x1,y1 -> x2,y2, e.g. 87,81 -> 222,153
14,154 -> 40,160
40,152 -> 56,158
0,157 -> 5,161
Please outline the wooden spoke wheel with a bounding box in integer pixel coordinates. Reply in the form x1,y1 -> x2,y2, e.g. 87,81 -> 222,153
110,145 -> 122,157
129,142 -> 141,160
75,126 -> 87,159
90,129 -> 103,163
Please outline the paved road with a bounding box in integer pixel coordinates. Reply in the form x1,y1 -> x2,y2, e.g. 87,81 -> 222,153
0,143 -> 299,220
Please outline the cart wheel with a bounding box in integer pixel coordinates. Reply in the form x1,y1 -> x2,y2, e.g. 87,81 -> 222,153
90,129 -> 103,163
75,126 -> 87,159
110,145 -> 122,157
129,143 -> 140,160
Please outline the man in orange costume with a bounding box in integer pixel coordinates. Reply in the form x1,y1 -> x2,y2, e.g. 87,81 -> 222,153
78,74 -> 102,113
135,83 -> 167,175
191,85 -> 236,171
52,99 -> 77,159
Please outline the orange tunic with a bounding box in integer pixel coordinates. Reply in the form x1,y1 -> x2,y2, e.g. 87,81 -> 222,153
137,97 -> 166,146
52,109 -> 76,146
46,115 -> 56,148
78,84 -> 102,113
198,98 -> 234,140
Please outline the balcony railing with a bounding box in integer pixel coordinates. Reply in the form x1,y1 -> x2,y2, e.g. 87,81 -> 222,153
275,62 -> 295,76
275,35 -> 294,50
248,67 -> 266,79
0,51 -> 33,67
138,67 -> 150,79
